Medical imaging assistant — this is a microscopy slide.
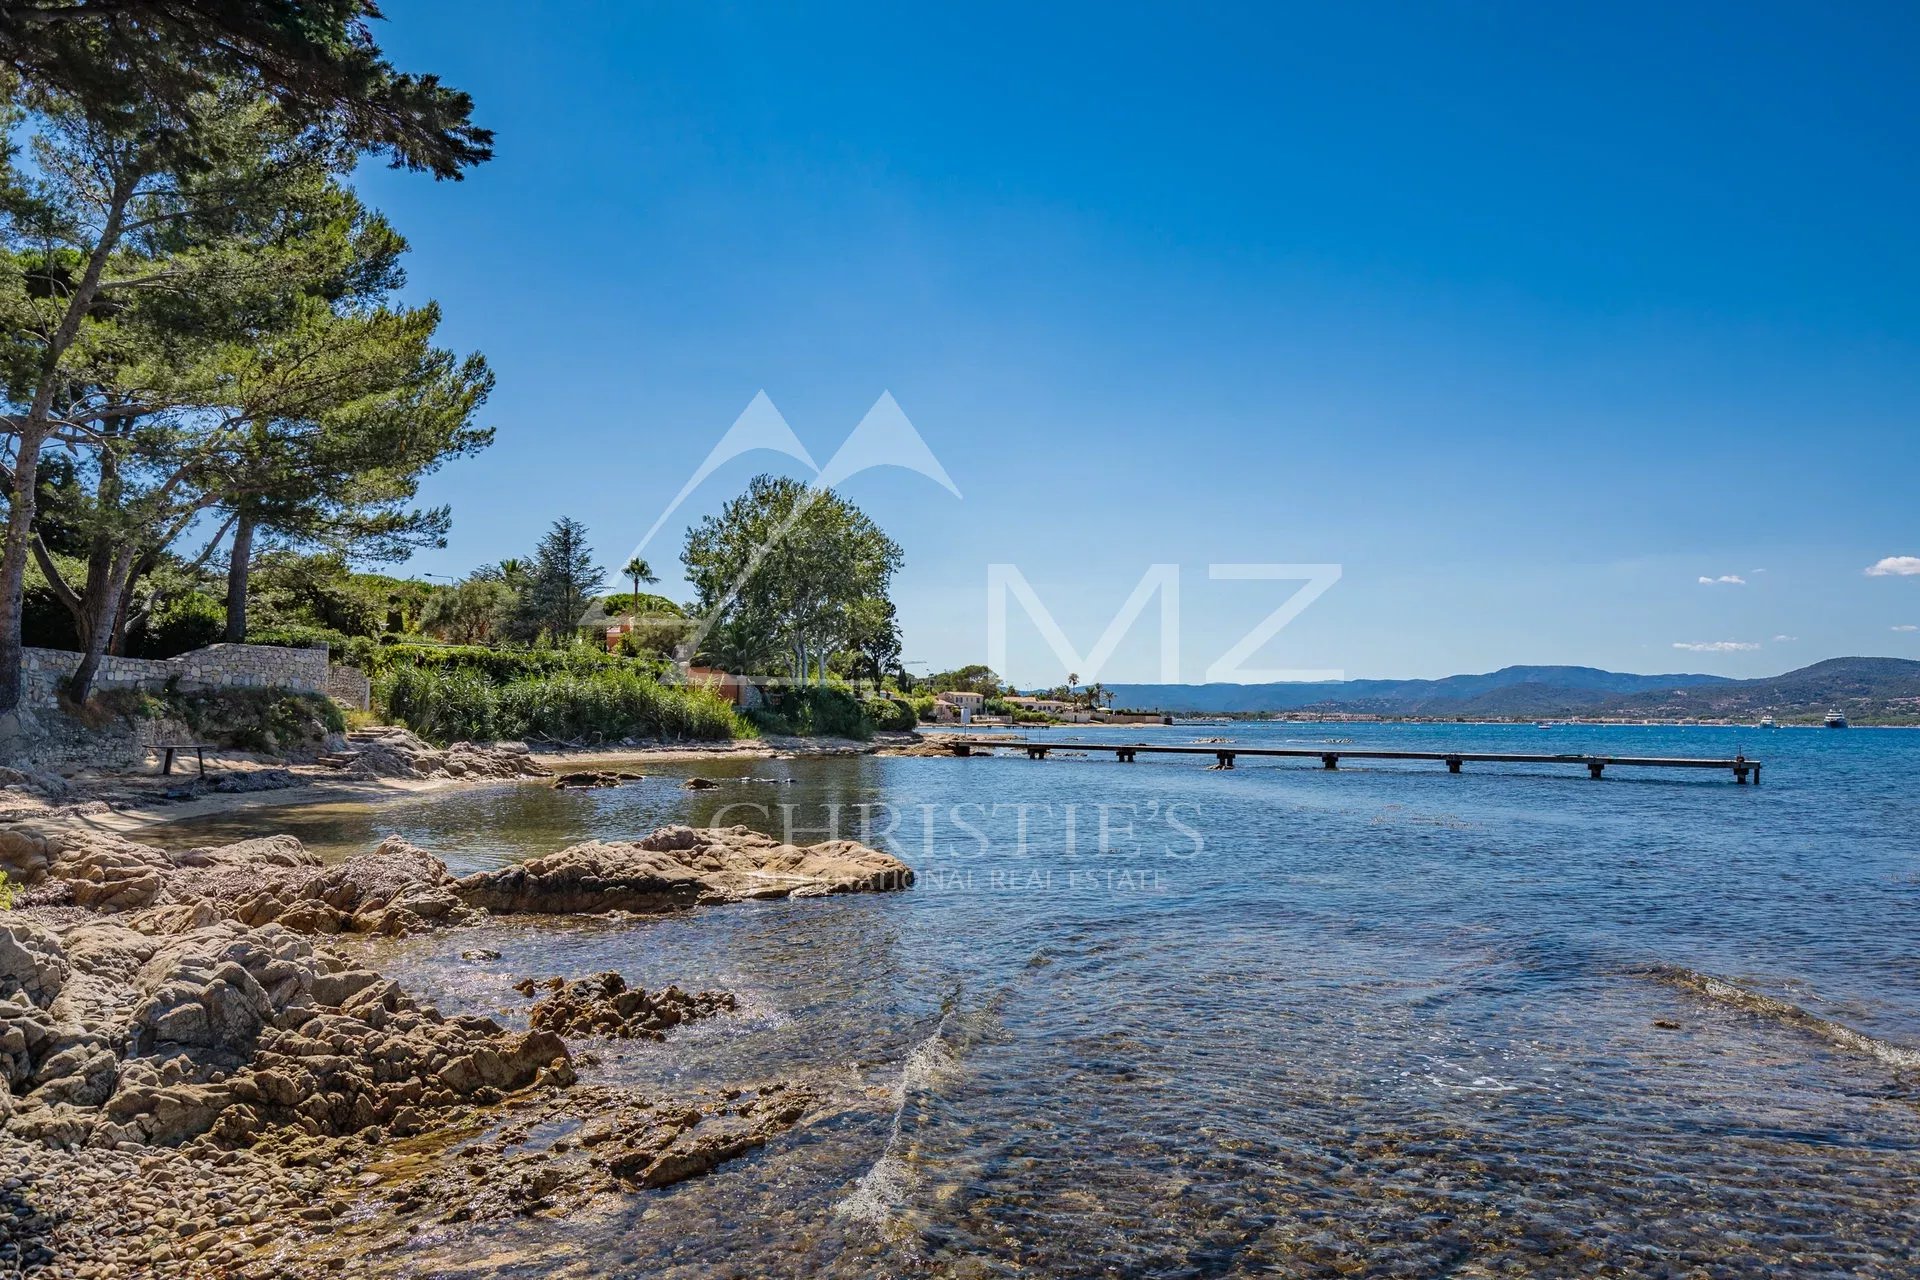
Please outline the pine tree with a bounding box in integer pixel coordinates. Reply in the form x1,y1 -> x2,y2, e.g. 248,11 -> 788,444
522,518 -> 605,644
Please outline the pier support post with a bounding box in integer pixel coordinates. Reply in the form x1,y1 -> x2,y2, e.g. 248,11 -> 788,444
1446,756 -> 1462,774
1117,748 -> 1137,763
953,743 -> 971,757
1321,754 -> 1339,770
1026,746 -> 1049,760
1587,759 -> 1605,780
1733,754 -> 1750,784
1215,752 -> 1235,770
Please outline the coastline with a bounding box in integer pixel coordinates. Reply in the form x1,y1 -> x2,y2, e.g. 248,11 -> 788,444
0,808 -> 915,1277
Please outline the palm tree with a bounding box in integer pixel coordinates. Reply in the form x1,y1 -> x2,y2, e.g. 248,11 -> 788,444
1067,671 -> 1080,704
622,555 -> 657,611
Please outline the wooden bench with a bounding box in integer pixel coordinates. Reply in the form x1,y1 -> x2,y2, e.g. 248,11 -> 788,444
157,743 -> 216,777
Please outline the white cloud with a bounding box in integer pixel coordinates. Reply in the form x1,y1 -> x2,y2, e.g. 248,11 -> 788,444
1697,574 -> 1746,585
1894,624 -> 1919,633
1673,640 -> 1761,653
1866,556 -> 1920,577
1772,634 -> 1797,642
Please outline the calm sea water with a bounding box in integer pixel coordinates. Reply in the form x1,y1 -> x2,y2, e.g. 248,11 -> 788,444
156,723 -> 1920,1277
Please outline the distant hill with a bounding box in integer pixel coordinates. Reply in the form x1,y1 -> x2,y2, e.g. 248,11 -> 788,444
1597,657 -> 1920,722
1105,665 -> 1732,715
1105,658 -> 1920,723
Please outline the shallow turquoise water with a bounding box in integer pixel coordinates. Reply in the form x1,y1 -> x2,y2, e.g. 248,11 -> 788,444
158,724 -> 1920,1277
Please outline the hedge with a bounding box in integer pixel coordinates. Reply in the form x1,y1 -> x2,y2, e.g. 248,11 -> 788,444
375,664 -> 744,745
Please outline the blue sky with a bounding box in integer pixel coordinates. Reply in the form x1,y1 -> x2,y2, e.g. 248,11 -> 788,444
358,1 -> 1920,683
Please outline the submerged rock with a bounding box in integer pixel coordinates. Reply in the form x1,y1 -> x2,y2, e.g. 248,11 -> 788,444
682,776 -> 721,790
527,971 -> 736,1041
552,769 -> 645,789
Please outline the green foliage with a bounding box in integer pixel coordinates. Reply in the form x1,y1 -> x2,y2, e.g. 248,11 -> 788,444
926,664 -> 1005,696
375,664 -> 500,743
748,686 -> 871,740
94,686 -> 344,753
0,0 -> 491,180
683,475 -> 902,681
418,576 -> 515,644
518,517 -> 605,643
907,693 -> 938,722
135,592 -> 226,659
599,592 -> 685,618
862,695 -> 917,732
366,642 -> 651,682
245,624 -> 354,659
0,870 -> 11,910
374,664 -> 744,746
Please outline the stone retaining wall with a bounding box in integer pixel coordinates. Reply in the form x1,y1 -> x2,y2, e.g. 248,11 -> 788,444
328,663 -> 372,712
20,643 -> 330,702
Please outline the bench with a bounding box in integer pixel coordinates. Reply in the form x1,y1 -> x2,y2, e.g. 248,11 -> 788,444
157,743 -> 216,777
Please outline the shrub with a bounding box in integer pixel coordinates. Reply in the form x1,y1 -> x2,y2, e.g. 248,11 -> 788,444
907,693 -> 937,723
0,871 -> 13,911
749,686 -> 871,739
136,591 -> 227,658
375,664 -> 744,746
173,689 -> 344,754
862,695 -> 917,732
374,664 -> 501,744
245,624 -> 355,659
364,643 -> 640,682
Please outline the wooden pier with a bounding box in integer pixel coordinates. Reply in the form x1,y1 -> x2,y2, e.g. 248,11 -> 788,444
945,738 -> 1762,783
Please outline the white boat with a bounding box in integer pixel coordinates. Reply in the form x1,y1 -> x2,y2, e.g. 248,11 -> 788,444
1824,709 -> 1849,729
1759,714 -> 1776,729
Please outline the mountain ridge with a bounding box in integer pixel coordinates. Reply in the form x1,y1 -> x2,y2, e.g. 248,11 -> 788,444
1103,658 -> 1920,721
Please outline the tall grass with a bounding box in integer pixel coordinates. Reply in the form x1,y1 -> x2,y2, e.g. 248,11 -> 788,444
375,663 -> 745,745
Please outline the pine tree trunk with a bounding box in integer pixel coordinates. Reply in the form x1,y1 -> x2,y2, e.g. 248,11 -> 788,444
225,507 -> 255,643
0,172 -> 135,712
66,549 -> 136,705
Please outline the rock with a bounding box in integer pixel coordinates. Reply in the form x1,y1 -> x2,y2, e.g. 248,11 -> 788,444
332,728 -> 548,781
1,913 -> 569,1153
681,776 -> 721,790
551,770 -> 644,789
527,972 -> 735,1041
454,824 -> 913,916
459,949 -> 502,963
0,918 -> 70,1006
168,835 -> 474,937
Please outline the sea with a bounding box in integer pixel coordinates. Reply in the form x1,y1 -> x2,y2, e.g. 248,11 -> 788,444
154,721 -> 1920,1277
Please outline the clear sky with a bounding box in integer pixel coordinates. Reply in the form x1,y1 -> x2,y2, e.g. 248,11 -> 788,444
357,1 -> 1920,684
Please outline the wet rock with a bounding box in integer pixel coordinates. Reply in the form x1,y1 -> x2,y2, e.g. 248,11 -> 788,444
459,948 -> 502,963
682,776 -> 721,790
552,770 -> 644,789
455,823 -> 912,916
527,972 -> 736,1041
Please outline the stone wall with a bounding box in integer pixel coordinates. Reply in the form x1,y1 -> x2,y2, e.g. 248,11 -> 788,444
328,663 -> 372,712
4,643 -> 334,764
20,643 -> 330,703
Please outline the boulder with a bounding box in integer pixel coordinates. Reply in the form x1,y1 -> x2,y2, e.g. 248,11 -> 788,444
455,824 -> 912,916
527,971 -> 736,1041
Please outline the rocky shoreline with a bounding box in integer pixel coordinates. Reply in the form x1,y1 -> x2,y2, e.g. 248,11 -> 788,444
0,815 -> 913,1278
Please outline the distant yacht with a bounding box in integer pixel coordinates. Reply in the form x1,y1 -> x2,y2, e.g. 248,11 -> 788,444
1759,714 -> 1776,729
1824,709 -> 1849,729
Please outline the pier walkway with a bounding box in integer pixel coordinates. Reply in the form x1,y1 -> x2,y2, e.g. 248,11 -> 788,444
945,738 -> 1761,783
